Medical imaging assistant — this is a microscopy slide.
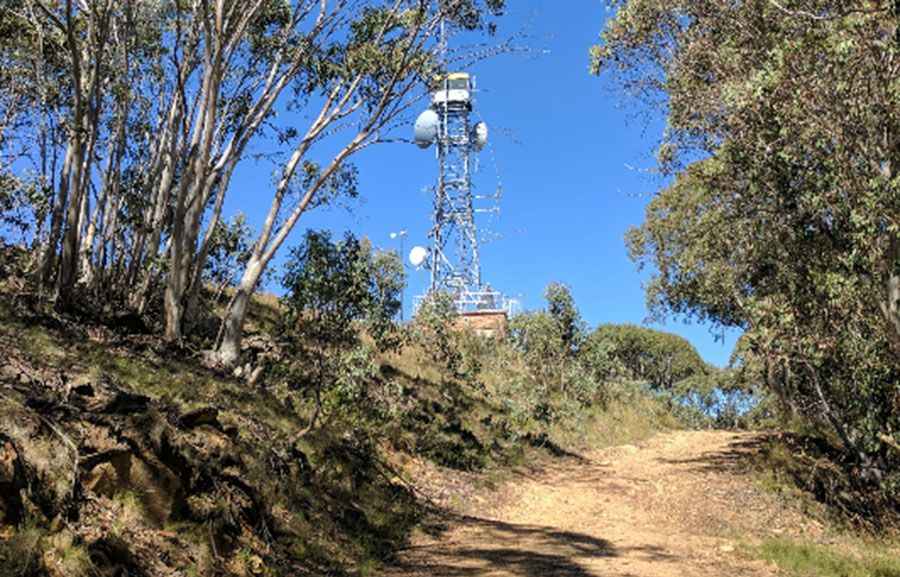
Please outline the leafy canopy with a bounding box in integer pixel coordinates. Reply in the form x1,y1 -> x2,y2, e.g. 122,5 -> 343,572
593,0 -> 900,491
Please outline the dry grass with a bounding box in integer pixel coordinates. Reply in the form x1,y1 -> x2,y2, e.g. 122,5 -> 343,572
751,538 -> 900,577
41,531 -> 94,577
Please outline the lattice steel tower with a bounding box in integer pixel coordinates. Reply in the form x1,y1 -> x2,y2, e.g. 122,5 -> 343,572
432,74 -> 479,296
412,72 -> 509,313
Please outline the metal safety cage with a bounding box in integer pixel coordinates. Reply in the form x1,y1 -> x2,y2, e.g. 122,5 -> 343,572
413,289 -> 520,317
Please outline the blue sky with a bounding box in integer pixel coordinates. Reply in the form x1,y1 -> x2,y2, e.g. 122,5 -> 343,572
225,1 -> 741,367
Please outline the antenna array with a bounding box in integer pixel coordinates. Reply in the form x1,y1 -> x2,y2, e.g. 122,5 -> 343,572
411,70 -> 516,315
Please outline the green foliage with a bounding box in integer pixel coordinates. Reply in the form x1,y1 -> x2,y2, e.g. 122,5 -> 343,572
0,172 -> 50,244
281,230 -> 402,347
591,324 -> 706,391
595,0 -> 900,502
296,162 -> 360,211
437,0 -> 506,32
581,323 -> 763,429
509,283 -> 586,396
503,283 -> 743,436
509,310 -> 568,391
545,282 -> 583,352
577,330 -> 623,386
410,292 -> 466,377
506,284 -> 633,430
277,230 -> 404,433
668,368 -> 762,430
203,213 -> 254,297
367,248 -> 406,350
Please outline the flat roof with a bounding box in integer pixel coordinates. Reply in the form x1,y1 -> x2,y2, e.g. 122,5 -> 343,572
459,310 -> 508,317
433,72 -> 470,81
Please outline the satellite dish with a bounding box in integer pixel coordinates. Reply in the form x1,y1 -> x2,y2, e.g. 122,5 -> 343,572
414,109 -> 439,149
473,121 -> 488,151
409,246 -> 429,268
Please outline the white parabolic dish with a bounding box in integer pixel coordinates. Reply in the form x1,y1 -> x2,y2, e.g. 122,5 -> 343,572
473,121 -> 488,150
414,109 -> 439,149
409,246 -> 429,267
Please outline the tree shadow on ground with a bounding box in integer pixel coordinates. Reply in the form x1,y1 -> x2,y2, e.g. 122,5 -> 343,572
655,433 -> 773,475
391,515 -> 616,576
524,433 -> 592,463
390,514 -> 688,576
658,432 -> 900,530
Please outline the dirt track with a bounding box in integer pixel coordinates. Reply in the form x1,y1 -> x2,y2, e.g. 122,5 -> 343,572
387,431 -> 814,576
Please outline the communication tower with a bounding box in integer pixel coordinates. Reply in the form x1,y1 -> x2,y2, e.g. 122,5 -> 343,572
410,72 -> 517,319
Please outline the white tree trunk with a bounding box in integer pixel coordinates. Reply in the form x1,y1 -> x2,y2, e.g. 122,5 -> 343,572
216,258 -> 265,366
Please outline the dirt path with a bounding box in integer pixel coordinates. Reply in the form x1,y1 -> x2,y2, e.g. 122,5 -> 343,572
387,430 -> 816,576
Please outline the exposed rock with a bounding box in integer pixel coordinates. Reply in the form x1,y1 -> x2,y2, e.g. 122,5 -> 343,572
0,441 -> 17,484
239,334 -> 283,384
0,364 -> 19,382
246,365 -> 265,387
124,454 -> 182,526
82,461 -> 121,496
242,334 -> 279,354
68,376 -> 150,414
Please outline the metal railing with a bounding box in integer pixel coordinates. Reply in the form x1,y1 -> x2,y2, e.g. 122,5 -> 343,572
413,289 -> 520,317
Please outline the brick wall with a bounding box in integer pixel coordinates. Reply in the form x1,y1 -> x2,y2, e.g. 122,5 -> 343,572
454,311 -> 508,338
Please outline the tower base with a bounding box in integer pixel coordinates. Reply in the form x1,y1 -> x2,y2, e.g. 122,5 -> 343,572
455,310 -> 509,338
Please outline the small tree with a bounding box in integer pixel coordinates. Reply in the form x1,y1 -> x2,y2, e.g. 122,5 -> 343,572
510,282 -> 586,399
368,247 -> 406,349
545,282 -> 583,355
410,291 -> 463,376
278,230 -> 403,436
203,214 -> 254,303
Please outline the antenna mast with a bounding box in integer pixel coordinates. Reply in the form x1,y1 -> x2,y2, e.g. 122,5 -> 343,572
410,14 -> 516,317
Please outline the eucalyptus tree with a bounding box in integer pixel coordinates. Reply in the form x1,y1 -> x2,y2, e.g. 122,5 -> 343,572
590,324 -> 706,392
593,1 -> 900,480
23,0 -> 135,308
6,0 -> 182,302
212,0 -> 507,365
8,1 -> 506,350
509,283 -> 586,397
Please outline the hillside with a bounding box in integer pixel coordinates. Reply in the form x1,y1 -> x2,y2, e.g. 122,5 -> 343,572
2,282 -> 898,577
0,278 -> 679,576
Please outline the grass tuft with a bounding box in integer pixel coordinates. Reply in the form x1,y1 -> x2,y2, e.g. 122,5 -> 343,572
754,538 -> 900,577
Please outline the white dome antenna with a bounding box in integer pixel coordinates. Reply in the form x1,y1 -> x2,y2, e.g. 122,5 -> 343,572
473,121 -> 488,151
414,109 -> 439,149
408,246 -> 429,268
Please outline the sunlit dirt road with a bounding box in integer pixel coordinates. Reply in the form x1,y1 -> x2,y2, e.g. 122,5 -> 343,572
386,431 -> 810,576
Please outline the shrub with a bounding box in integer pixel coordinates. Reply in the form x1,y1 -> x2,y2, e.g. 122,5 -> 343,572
275,230 -> 404,435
